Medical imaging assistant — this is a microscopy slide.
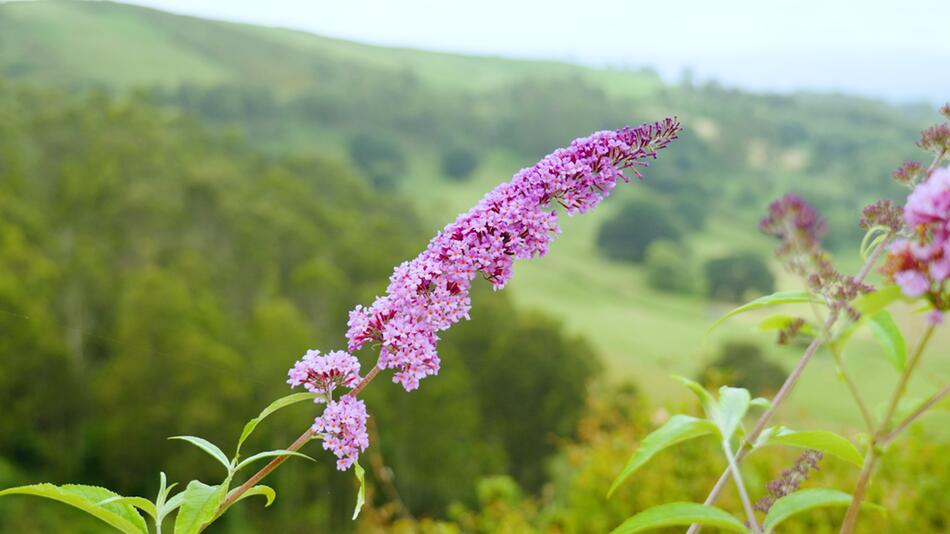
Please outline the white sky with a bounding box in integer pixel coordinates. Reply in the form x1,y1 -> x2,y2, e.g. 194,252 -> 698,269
119,0 -> 950,102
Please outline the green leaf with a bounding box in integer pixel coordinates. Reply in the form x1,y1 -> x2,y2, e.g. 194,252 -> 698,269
852,285 -> 903,317
234,449 -> 315,472
709,291 -> 824,331
352,462 -> 366,520
607,415 -> 719,497
758,428 -> 864,467
236,392 -> 319,456
867,310 -> 906,371
164,491 -> 184,516
750,397 -> 771,410
0,484 -> 148,534
610,502 -> 748,533
715,386 -> 750,441
169,436 -> 232,472
671,375 -> 717,419
97,496 -> 157,520
173,481 -> 228,534
233,485 -> 276,508
763,489 -> 884,532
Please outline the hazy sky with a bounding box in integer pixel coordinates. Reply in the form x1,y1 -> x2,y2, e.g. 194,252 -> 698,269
121,0 -> 950,102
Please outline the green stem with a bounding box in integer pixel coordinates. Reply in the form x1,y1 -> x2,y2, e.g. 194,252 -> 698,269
839,324 -> 937,534
829,344 -> 876,432
213,364 -> 383,520
722,441 -> 761,534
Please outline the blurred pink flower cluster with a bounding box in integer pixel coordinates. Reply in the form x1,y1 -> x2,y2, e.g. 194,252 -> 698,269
885,167 -> 950,322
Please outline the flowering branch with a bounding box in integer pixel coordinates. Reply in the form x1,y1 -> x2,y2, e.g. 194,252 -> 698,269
685,232 -> 889,534
222,120 -> 682,518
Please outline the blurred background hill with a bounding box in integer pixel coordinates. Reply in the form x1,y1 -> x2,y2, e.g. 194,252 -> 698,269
0,1 -> 947,531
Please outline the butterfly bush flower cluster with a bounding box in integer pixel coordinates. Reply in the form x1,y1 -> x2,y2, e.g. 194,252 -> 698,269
345,118 -> 681,392
885,167 -> 950,322
753,450 -> 823,514
312,396 -> 369,470
286,119 -> 681,470
761,194 -> 871,321
287,350 -> 361,402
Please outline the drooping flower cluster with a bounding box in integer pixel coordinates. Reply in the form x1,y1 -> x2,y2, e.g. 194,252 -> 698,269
761,194 -> 871,320
884,167 -> 950,316
312,396 -> 369,471
760,194 -> 827,276
287,349 -> 361,402
288,118 -> 681,470
346,119 -> 681,391
754,449 -> 823,513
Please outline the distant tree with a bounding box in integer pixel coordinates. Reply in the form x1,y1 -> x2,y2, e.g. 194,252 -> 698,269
704,252 -> 775,302
348,132 -> 406,189
698,340 -> 787,396
441,146 -> 480,180
597,199 -> 682,263
645,240 -> 700,294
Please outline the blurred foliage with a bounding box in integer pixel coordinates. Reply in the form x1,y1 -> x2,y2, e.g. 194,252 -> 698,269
644,239 -> 702,295
361,388 -> 949,533
698,341 -> 788,396
704,252 -> 776,302
0,82 -> 598,531
596,199 -> 683,263
440,146 -> 480,181
348,132 -> 407,190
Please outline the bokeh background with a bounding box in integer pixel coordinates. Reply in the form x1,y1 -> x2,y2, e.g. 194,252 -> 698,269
0,1 -> 947,532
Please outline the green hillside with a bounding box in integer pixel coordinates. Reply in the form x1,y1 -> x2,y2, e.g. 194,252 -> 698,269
2,0 -> 947,430
0,0 -> 663,95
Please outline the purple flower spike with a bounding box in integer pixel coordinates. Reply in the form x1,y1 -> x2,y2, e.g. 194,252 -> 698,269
346,119 -> 681,391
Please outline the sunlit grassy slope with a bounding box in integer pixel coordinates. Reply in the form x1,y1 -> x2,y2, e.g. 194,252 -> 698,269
0,0 -> 662,96
3,0 -> 946,432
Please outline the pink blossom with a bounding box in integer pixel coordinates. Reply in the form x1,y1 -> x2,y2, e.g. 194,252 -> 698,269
885,167 -> 950,307
287,350 -> 361,402
345,119 -> 681,391
894,270 -> 930,297
312,396 -> 369,470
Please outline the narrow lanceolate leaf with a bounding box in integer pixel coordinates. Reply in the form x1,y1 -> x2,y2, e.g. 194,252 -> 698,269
233,485 -> 276,507
709,291 -> 824,331
169,436 -> 232,472
0,484 -> 148,534
173,481 -> 228,534
867,310 -> 906,371
671,375 -> 717,419
715,386 -> 750,442
352,462 -> 366,520
852,285 -> 903,317
236,392 -> 319,455
750,397 -> 771,410
610,502 -> 749,533
763,489 -> 884,532
607,415 -> 719,498
234,449 -> 316,472
97,496 -> 158,520
758,428 -> 863,467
